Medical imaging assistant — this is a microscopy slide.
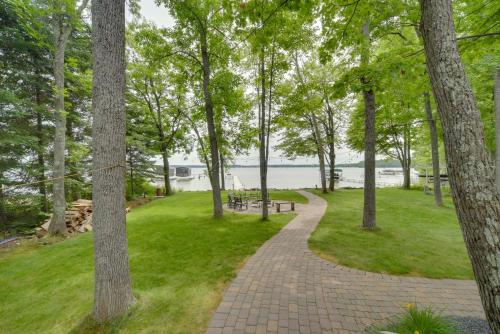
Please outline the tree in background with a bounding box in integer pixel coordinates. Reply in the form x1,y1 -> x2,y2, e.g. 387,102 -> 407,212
239,0 -> 314,219
211,68 -> 255,190
420,0 -> 500,330
318,64 -> 348,191
64,22 -> 92,202
423,91 -> 443,205
321,0 -> 416,228
48,0 -> 89,235
159,0 -> 237,218
276,54 -> 344,194
293,52 -> 328,193
1,0 -> 52,234
347,48 -> 424,190
1,0 -> 93,236
91,0 -> 133,322
127,22 -> 190,196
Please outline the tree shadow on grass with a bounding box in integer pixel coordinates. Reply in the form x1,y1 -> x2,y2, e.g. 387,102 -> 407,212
69,309 -> 134,334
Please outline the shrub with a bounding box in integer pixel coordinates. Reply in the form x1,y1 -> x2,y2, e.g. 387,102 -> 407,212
382,304 -> 457,334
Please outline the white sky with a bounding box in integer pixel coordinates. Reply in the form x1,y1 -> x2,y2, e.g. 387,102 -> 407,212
126,0 -> 363,166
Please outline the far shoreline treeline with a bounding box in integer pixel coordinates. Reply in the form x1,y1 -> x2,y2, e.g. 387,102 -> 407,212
170,159 -> 402,169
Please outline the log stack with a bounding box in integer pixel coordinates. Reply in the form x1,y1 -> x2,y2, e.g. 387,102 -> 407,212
36,199 -> 93,237
36,199 -> 132,237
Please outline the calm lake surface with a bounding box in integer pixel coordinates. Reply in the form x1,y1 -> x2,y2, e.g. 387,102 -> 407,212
167,167 -> 419,191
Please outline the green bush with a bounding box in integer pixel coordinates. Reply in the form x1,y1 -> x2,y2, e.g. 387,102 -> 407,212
383,304 -> 457,334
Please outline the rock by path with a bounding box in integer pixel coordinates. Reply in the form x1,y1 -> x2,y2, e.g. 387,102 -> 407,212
206,190 -> 485,334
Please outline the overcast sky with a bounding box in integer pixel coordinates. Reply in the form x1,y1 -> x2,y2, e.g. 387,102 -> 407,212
126,0 -> 363,166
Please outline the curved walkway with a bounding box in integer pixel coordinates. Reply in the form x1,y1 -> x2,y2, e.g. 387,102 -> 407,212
206,190 -> 485,334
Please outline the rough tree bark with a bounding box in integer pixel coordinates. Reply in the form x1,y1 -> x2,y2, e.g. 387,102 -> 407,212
220,153 -> 225,191
328,144 -> 336,191
161,145 -> 172,196
0,177 -> 8,238
324,93 -> 336,191
66,114 -> 82,201
420,1 -> 500,331
424,91 -> 443,205
127,146 -> 135,197
91,0 -> 134,322
312,115 -> 328,193
401,126 -> 411,190
361,20 -> 376,229
200,29 -> 223,218
259,50 -> 269,220
35,88 -> 48,213
150,82 -> 173,196
495,70 -> 500,193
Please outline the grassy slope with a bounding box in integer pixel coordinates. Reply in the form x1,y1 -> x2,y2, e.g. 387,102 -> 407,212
0,190 -> 304,334
309,188 -> 473,279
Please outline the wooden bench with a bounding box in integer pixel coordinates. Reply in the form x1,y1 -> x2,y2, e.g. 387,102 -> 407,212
274,201 -> 295,213
233,196 -> 248,211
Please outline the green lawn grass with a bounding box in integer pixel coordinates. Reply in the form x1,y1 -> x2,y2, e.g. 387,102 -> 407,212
308,188 -> 473,279
268,190 -> 309,204
0,190 -> 303,334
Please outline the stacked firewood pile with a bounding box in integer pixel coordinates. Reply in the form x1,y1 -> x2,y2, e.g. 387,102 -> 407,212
36,199 -> 93,237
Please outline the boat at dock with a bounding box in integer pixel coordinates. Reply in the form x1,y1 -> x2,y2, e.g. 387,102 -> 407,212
378,169 -> 403,175
175,166 -> 194,180
325,168 -> 343,180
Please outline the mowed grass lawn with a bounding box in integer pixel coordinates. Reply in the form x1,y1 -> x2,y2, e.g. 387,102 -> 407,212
309,188 -> 473,279
0,190 -> 305,334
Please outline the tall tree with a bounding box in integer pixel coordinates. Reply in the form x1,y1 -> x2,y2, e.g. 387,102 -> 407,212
127,22 -> 190,196
321,0 -> 415,227
420,0 -> 500,331
65,23 -> 93,202
48,0 -> 89,235
293,53 -> 328,194
320,74 -> 345,192
359,20 -> 376,229
240,0 -> 313,219
160,0 -> 236,218
91,0 -> 133,321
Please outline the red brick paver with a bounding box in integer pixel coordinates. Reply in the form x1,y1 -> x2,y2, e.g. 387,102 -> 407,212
206,190 -> 485,334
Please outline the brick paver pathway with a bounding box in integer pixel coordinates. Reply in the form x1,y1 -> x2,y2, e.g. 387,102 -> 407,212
206,190 -> 485,334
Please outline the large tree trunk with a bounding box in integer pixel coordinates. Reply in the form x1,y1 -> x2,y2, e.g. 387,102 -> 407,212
35,89 -> 48,213
495,70 -> 500,193
328,146 -> 336,191
127,146 -> 135,197
161,146 -> 172,196
0,175 -> 8,239
220,153 -> 225,191
420,1 -> 500,331
361,21 -> 376,229
259,51 -> 269,220
49,24 -> 70,235
66,115 -> 82,201
91,0 -> 134,322
200,30 -> 223,218
312,115 -> 327,193
325,97 -> 336,191
402,127 -> 411,190
424,91 -> 443,205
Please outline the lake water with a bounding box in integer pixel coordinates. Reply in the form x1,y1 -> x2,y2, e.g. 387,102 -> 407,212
166,167 -> 420,192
